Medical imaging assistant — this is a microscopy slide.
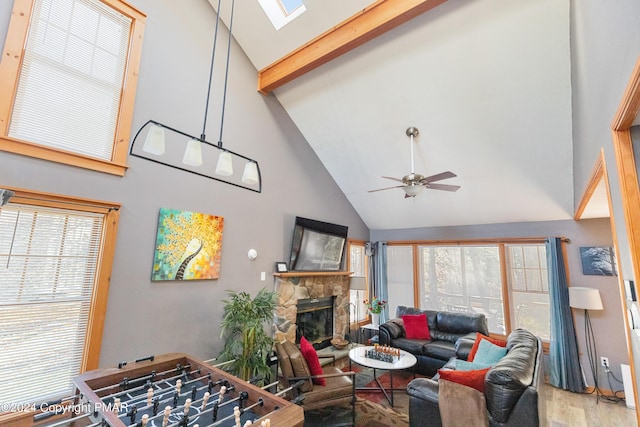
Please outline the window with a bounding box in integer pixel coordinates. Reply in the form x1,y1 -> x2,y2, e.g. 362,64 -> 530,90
257,0 -> 306,30
0,0 -> 146,175
412,241 -> 551,340
505,244 -> 550,340
387,245 -> 414,318
348,240 -> 368,324
0,188 -> 119,405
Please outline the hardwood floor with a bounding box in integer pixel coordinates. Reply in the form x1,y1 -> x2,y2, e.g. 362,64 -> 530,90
328,347 -> 637,426
544,384 -> 637,427
373,383 -> 637,426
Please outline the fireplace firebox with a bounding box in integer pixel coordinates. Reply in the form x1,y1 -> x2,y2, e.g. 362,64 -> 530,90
296,296 -> 334,350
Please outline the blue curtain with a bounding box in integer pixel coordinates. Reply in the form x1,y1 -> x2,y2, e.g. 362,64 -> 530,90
369,241 -> 389,323
547,237 -> 584,392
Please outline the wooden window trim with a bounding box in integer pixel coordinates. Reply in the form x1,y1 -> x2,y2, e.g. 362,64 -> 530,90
394,238 -> 564,345
3,186 -> 121,372
0,0 -> 146,176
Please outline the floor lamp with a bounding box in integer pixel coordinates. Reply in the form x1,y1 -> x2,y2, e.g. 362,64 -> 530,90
569,286 -> 604,402
350,276 -> 367,342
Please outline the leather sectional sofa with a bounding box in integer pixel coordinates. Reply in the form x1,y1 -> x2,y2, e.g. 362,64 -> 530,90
406,328 -> 545,427
378,306 -> 489,376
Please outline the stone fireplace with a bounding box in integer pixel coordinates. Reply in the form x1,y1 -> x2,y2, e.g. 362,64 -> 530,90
273,272 -> 351,346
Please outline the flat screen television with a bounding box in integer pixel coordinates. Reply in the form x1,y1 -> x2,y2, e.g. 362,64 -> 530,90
288,217 -> 348,271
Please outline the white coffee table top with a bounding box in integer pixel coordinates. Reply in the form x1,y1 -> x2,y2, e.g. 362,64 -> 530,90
349,346 -> 417,371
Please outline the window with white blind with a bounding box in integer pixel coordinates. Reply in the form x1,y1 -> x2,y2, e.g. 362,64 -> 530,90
0,0 -> 146,175
0,191 -> 119,405
348,241 -> 368,323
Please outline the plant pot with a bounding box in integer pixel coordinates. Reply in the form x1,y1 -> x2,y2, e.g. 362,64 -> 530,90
371,313 -> 380,327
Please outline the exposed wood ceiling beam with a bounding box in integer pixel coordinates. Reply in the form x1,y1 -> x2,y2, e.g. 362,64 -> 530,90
257,0 -> 448,95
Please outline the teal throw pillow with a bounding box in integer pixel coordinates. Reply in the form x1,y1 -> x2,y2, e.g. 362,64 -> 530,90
472,337 -> 507,365
455,359 -> 493,371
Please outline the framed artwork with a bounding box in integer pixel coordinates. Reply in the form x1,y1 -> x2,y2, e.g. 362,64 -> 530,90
275,262 -> 288,273
625,280 -> 637,302
579,246 -> 617,276
151,208 -> 224,281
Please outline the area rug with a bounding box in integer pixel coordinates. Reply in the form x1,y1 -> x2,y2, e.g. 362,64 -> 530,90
303,397 -> 409,427
302,366 -> 416,426
355,368 -> 422,405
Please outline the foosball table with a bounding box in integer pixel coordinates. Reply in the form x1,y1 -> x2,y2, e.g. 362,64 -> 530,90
7,353 -> 303,427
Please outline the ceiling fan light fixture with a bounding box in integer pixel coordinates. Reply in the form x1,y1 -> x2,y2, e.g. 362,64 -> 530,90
403,185 -> 423,197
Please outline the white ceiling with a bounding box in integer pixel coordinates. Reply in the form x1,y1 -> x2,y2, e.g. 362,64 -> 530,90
210,0 -> 609,230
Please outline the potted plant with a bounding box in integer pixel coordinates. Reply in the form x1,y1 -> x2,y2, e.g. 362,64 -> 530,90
364,296 -> 387,326
218,288 -> 277,385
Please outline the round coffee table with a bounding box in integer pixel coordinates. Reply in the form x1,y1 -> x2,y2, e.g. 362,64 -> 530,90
348,346 -> 417,407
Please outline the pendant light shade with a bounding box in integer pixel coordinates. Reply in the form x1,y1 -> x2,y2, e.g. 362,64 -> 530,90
182,139 -> 203,166
128,0 -> 261,193
215,151 -> 233,176
142,124 -> 166,155
241,161 -> 259,185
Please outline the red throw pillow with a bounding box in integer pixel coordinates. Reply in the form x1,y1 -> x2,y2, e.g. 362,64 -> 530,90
401,313 -> 431,340
468,333 -> 507,362
438,367 -> 490,392
299,336 -> 325,385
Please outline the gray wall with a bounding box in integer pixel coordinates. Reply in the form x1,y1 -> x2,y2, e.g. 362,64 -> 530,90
372,218 -> 627,388
0,0 -> 368,367
570,0 -> 640,410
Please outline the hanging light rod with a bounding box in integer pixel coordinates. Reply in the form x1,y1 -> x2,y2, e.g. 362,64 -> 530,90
128,0 -> 261,193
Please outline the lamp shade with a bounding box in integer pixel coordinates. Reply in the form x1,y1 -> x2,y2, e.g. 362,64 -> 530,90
215,151 -> 233,176
142,124 -> 166,155
569,287 -> 603,310
241,161 -> 259,185
350,276 -> 367,291
182,139 -> 203,166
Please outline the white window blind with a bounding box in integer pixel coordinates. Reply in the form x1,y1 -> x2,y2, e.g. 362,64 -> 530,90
8,0 -> 131,160
0,204 -> 104,405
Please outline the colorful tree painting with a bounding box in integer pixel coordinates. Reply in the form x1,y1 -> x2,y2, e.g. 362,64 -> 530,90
151,208 -> 224,281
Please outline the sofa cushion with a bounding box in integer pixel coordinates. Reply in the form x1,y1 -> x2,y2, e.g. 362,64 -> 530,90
396,306 -> 438,331
436,311 -> 488,335
299,336 -> 325,385
438,367 -> 491,392
473,339 -> 507,365
468,333 -> 507,362
455,359 -> 493,371
422,340 -> 456,360
402,313 -> 431,339
393,337 -> 430,355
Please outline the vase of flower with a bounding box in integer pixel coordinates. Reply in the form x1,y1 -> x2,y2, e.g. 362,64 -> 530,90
364,296 -> 386,327
371,312 -> 380,327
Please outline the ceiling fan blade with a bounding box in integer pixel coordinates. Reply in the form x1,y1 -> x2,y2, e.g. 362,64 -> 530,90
381,176 -> 404,183
421,171 -> 457,183
368,185 -> 406,193
425,183 -> 461,192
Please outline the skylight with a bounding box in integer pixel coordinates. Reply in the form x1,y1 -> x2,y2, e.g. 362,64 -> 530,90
257,0 -> 306,30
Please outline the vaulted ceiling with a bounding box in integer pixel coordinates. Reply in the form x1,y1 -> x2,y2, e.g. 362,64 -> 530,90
209,0 -> 603,230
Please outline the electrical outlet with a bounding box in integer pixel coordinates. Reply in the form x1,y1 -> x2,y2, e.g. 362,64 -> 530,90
601,357 -> 609,368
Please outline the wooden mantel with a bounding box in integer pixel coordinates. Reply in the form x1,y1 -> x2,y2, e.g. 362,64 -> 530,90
273,271 -> 353,278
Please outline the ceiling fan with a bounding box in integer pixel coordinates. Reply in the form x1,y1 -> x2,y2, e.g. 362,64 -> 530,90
368,126 -> 461,198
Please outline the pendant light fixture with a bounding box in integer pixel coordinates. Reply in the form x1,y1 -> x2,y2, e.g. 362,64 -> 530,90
129,0 -> 261,192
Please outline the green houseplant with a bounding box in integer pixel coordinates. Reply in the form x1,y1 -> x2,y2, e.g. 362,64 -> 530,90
218,288 -> 277,384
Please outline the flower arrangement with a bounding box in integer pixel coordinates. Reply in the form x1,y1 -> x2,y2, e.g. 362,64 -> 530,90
364,296 -> 387,314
